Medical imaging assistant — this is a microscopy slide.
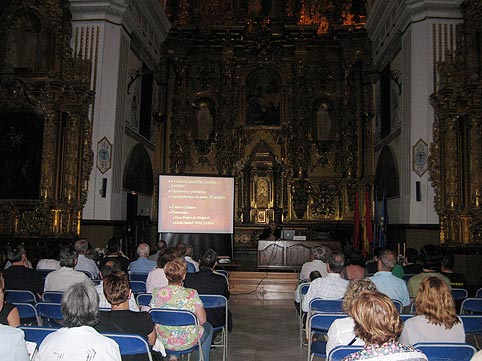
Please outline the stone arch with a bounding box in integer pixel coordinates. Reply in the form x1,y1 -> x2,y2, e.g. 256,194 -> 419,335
375,145 -> 400,199
123,144 -> 153,195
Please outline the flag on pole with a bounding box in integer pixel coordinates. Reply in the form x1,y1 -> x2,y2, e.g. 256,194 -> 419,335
362,189 -> 373,257
379,188 -> 388,248
374,187 -> 379,248
353,191 -> 360,249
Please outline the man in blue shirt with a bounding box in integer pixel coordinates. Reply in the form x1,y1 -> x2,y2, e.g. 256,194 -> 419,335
128,243 -> 156,274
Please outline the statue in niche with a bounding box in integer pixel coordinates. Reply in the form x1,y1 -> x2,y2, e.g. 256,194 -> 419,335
246,68 -> 281,125
192,102 -> 214,140
314,103 -> 335,141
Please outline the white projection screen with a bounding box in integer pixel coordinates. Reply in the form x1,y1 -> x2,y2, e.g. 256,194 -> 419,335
158,175 -> 234,234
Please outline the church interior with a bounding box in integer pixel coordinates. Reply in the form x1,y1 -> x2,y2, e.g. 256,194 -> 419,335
0,0 -> 481,290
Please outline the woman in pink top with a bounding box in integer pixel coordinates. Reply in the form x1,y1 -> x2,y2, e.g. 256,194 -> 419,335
146,247 -> 178,293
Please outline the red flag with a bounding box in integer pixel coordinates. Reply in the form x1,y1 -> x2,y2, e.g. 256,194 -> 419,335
353,191 -> 360,248
362,190 -> 373,257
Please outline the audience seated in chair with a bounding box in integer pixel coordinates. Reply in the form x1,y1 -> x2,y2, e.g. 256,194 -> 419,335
36,245 -> 61,271
299,246 -> 331,281
294,270 -> 321,315
129,243 -> 157,275
184,249 -> 232,332
302,252 -> 349,313
148,240 -> 167,262
326,278 -> 377,355
441,253 -> 467,289
150,259 -> 213,361
403,248 -> 423,275
44,247 -> 92,292
343,291 -> 428,361
35,282 -> 121,361
0,323 -> 30,361
0,272 -> 21,327
369,250 -> 410,307
183,245 -> 199,272
74,239 -> 100,279
99,238 -> 130,273
94,271 -> 155,361
3,245 -> 44,299
407,244 -> 451,300
96,261 -> 138,312
146,247 -> 179,294
399,277 -> 465,345
341,249 -> 367,280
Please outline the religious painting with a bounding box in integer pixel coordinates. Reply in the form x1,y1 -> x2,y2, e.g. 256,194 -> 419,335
191,97 -> 216,141
0,113 -> 43,199
245,68 -> 281,126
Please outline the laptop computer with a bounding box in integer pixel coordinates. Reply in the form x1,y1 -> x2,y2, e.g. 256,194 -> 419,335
281,229 -> 295,240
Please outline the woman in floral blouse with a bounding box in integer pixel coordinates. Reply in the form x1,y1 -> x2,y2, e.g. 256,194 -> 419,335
150,258 -> 213,361
343,291 -> 427,361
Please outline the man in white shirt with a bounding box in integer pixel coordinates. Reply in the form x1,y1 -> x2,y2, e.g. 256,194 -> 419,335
44,247 -> 92,292
74,239 -> 99,279
299,246 -> 331,281
302,252 -> 349,312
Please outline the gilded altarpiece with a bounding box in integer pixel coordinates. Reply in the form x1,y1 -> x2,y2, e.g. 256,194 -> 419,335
161,0 -> 374,246
430,0 -> 482,245
0,0 -> 93,238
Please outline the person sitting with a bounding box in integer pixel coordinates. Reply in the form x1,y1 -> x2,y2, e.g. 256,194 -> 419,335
369,250 -> 410,307
294,270 -> 321,315
176,243 -> 196,273
96,261 -> 138,311
3,245 -> 44,299
399,277 -> 465,344
150,259 -> 213,361
0,324 -> 30,361
258,221 -> 281,241
184,245 -> 199,272
35,282 -> 121,361
146,247 -> 179,294
128,243 -> 156,275
99,238 -> 130,272
343,291 -> 428,361
36,245 -> 61,271
326,278 -> 377,355
184,249 -> 232,331
44,246 -> 92,292
299,246 -> 331,281
0,272 -> 20,327
407,244 -> 451,300
403,247 -> 423,275
95,271 -> 155,361
3,245 -> 33,270
341,249 -> 367,280
440,253 -> 467,289
148,240 -> 167,262
74,239 -> 99,279
302,252 -> 349,313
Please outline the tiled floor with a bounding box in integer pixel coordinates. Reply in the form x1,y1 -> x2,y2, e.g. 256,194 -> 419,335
210,297 -> 306,361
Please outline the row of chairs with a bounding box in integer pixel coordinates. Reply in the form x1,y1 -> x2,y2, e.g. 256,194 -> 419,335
306,312 -> 482,360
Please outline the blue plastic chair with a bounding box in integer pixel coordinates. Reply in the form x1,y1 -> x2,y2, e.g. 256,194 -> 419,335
461,298 -> 482,314
413,342 -> 476,361
400,314 -> 415,322
186,261 -> 197,273
102,333 -> 153,361
36,302 -> 63,326
309,298 -> 344,314
20,326 -> 59,345
451,288 -> 468,301
37,269 -> 54,279
391,299 -> 403,313
136,293 -> 152,308
42,292 -> 63,303
476,288 -> 482,298
129,281 -> 147,295
326,345 -> 364,361
149,308 -> 204,361
130,273 -> 149,282
13,302 -> 41,325
459,314 -> 482,349
200,294 -> 228,361
307,313 -> 347,361
213,269 -> 228,277
5,290 -> 37,304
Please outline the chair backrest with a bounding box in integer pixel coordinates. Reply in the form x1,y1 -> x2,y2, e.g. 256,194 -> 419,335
186,261 -> 197,273
20,326 -> 58,345
199,294 -> 228,310
413,342 -> 476,361
37,269 -> 54,279
400,314 -> 415,322
299,283 -> 310,299
309,298 -> 344,313
451,288 -> 468,301
460,298 -> 482,314
42,292 -> 63,303
476,288 -> 482,298
149,308 -> 199,327
102,333 -> 153,361
459,315 -> 482,334
213,269 -> 228,277
5,289 -> 37,304
327,345 -> 364,361
136,293 -> 152,307
79,270 -> 93,279
36,302 -> 63,321
129,281 -> 147,295
403,274 -> 415,282
308,313 -> 346,334
130,273 -> 149,282
391,299 -> 403,313
13,302 -> 40,325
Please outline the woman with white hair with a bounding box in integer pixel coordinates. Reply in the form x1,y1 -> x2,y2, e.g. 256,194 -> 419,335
35,282 -> 121,361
